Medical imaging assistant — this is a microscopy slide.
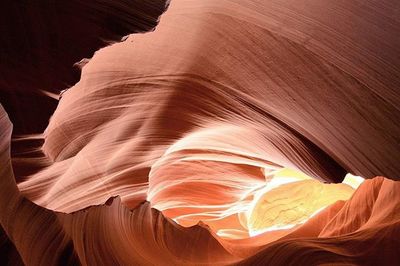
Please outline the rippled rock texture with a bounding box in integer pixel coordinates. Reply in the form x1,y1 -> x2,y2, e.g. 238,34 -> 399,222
1,0 -> 400,265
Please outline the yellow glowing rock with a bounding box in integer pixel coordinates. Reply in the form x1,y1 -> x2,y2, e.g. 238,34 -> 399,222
247,173 -> 355,236
342,173 -> 365,189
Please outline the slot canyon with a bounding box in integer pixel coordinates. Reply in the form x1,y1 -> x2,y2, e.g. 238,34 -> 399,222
1,0 -> 400,265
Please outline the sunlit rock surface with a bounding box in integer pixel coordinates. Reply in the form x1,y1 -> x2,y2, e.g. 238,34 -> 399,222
1,0 -> 400,265
247,170 -> 356,236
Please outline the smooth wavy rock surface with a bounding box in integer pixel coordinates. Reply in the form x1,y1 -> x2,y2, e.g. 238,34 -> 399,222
1,0 -> 400,265
2,108 -> 400,265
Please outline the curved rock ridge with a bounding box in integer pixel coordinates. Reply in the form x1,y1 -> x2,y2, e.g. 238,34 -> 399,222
2,0 -> 170,183
16,0 -> 400,226
1,108 -> 236,265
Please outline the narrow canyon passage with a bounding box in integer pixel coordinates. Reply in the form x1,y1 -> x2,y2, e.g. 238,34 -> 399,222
1,0 -> 400,265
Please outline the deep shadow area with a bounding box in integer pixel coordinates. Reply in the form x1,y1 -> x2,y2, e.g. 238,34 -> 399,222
0,0 -> 168,135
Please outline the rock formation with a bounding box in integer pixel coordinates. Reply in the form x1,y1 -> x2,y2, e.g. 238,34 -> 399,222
1,0 -> 400,265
